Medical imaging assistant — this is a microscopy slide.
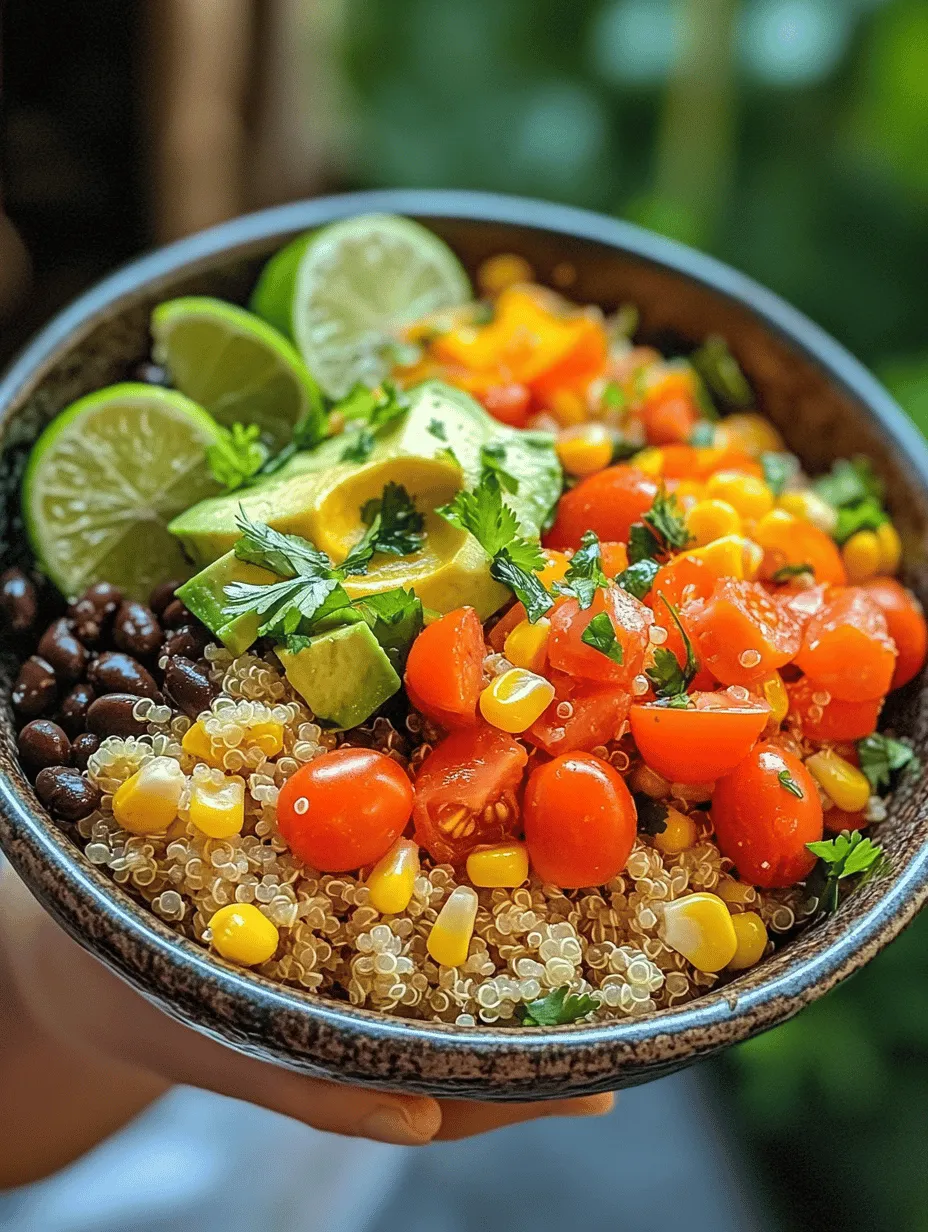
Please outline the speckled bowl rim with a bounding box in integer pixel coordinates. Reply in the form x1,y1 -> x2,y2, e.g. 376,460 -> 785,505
3,189 -> 928,1098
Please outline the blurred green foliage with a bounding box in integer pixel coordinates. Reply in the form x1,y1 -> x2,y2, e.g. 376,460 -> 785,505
337,4 -> 928,1228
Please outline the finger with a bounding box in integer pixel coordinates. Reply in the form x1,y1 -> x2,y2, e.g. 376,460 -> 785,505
433,1092 -> 615,1140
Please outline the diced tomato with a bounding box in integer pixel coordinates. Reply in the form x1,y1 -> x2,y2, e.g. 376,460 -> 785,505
544,465 -> 658,551
601,541 -> 629,578
412,724 -> 528,864
640,380 -> 701,446
860,577 -> 927,689
684,578 -> 802,687
478,383 -> 531,427
786,676 -> 882,742
531,318 -> 608,407
659,444 -> 763,481
404,607 -> 484,729
824,807 -> 868,833
487,602 -> 527,653
648,555 -> 717,691
526,670 -> 630,755
776,583 -> 830,635
755,511 -> 847,586
629,689 -> 770,783
548,586 -> 653,684
794,587 -> 897,702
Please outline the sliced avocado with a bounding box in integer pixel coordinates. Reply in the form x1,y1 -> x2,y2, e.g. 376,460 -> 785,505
275,622 -> 400,730
176,554 -> 277,654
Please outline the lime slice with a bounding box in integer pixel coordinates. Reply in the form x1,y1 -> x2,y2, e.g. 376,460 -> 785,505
285,214 -> 471,399
22,383 -> 222,601
151,296 -> 321,450
249,232 -> 311,340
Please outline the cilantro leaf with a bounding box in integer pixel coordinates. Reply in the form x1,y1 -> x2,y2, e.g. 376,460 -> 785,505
805,830 -> 889,916
581,611 -> 624,664
835,497 -> 888,545
258,399 -> 330,478
646,600 -> 698,701
338,383 -> 409,462
427,418 -> 447,441
634,793 -> 669,836
628,522 -> 662,565
814,457 -> 884,509
353,588 -> 424,672
437,470 -> 522,558
360,482 -> 425,557
690,336 -> 753,408
233,510 -> 331,576
490,549 -> 553,624
517,986 -> 599,1027
602,380 -> 625,411
761,452 -> 799,498
857,733 -> 920,793
644,487 -> 692,553
480,441 -> 520,494
341,431 -> 376,463
207,423 -> 268,491
556,530 -> 608,609
616,558 -> 660,601
771,563 -> 814,582
778,769 -> 804,799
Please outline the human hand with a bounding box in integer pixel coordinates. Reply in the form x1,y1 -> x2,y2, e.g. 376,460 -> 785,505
0,865 -> 613,1172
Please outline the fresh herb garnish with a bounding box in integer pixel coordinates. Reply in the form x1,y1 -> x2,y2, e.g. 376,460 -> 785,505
857,733 -> 920,793
634,794 -> 669,836
602,381 -> 625,412
646,599 -> 698,702
813,457 -> 888,545
207,423 -> 268,491
437,446 -> 462,468
437,471 -> 553,623
835,497 -> 888,545
352,587 -> 424,672
690,336 -> 753,408
778,769 -> 804,799
581,611 -> 624,664
359,482 -> 425,557
771,562 -> 814,582
257,399 -> 330,478
517,986 -> 599,1027
480,441 -> 520,494
806,830 -> 889,915
556,530 -> 608,609
428,418 -> 448,440
339,383 -> 409,463
761,452 -> 798,498
629,487 -> 692,563
615,557 -> 660,601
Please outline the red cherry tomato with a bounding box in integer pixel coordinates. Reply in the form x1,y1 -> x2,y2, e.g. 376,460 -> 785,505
824,807 -> 868,833
412,725 -> 528,864
629,690 -> 770,783
548,585 -> 653,684
543,465 -> 658,551
794,587 -> 897,702
277,748 -> 413,873
523,752 -> 637,888
404,607 -> 484,729
685,578 -> 801,686
486,601 -> 527,653
711,742 -> 823,887
860,577 -> 928,689
478,383 -> 531,427
786,676 -> 882,742
526,670 -> 630,755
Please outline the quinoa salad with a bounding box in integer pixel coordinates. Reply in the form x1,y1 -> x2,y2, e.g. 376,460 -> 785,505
3,213 -> 924,1029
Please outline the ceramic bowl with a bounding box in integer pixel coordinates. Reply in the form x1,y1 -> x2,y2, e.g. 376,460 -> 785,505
2,191 -> 927,1100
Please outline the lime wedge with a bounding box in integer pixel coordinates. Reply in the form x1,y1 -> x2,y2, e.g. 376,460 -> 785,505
151,296 -> 321,450
22,383 -> 222,601
249,233 -> 311,340
279,214 -> 471,399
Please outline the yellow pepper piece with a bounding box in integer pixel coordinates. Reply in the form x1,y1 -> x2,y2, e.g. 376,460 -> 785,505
209,904 -> 279,966
876,520 -> 902,574
805,750 -> 871,813
660,893 -> 737,973
479,668 -> 556,734
427,886 -> 479,968
778,490 -> 838,535
684,498 -> 742,547
189,774 -> 246,838
367,838 -> 420,915
653,806 -> 697,855
760,672 -> 789,726
557,423 -> 613,477
537,550 -> 571,590
682,534 -> 761,581
467,842 -> 530,888
631,446 -> 664,477
841,530 -> 882,583
504,617 -> 551,673
706,471 -> 775,520
112,757 -> 186,835
727,911 -> 769,970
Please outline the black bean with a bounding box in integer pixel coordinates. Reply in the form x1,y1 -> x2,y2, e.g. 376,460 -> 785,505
113,600 -> 163,658
12,655 -> 58,718
68,582 -> 123,647
149,578 -> 183,616
163,655 -> 218,718
37,617 -> 89,682
17,719 -> 71,778
88,651 -> 161,699
58,682 -> 96,737
86,693 -> 150,738
0,567 -> 38,634
163,623 -> 210,661
161,598 -> 194,629
131,360 -> 171,387
70,732 -> 100,771
34,766 -> 100,822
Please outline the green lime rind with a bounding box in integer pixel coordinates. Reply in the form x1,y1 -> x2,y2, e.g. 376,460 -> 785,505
22,383 -> 223,601
248,232 -> 311,339
286,214 -> 471,400
151,296 -> 322,451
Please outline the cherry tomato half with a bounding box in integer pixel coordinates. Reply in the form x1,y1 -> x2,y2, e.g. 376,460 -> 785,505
794,587 -> 897,702
412,724 -> 528,864
277,748 -> 413,873
860,577 -> 928,689
543,465 -> 658,551
524,752 -> 637,888
548,585 -> 653,685
405,606 -> 484,729
526,670 -> 630,756
711,742 -> 823,887
629,690 -> 770,783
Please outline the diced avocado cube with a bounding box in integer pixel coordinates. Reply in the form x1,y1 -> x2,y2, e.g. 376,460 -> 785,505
176,552 -> 276,655
274,622 -> 401,730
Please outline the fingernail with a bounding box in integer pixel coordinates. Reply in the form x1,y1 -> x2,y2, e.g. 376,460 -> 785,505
359,1106 -> 427,1145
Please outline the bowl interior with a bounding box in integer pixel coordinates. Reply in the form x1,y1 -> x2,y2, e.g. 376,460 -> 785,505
2,195 -> 927,1099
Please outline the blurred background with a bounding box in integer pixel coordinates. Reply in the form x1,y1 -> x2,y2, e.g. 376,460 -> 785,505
2,2 -> 928,1229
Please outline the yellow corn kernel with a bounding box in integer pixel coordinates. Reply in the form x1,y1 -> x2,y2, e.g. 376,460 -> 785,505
674,479 -> 706,508
478,252 -> 534,296
653,806 -> 697,855
537,550 -> 571,589
504,617 -> 551,673
716,877 -> 757,907
805,750 -> 871,814
189,774 -> 246,838
427,885 -> 479,967
684,498 -> 742,547
721,412 -> 785,457
841,530 -> 882,583
112,757 -> 186,835
778,490 -> 838,535
549,388 -> 588,427
467,842 -> 530,888
876,520 -> 902,574
480,668 -> 555,734
660,892 -> 737,973
682,534 -> 760,581
556,423 -> 613,477
367,838 -> 420,915
760,672 -> 789,726
181,721 -> 222,766
632,446 -> 664,477
727,911 -> 769,971
248,720 -> 284,758
706,471 -> 775,520
209,904 -> 279,966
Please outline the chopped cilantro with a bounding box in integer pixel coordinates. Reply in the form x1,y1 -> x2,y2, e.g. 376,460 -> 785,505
628,522 -> 662,565
427,418 -> 448,440
338,383 -> 409,463
690,336 -> 753,408
480,441 -> 520,494
359,482 -> 425,557
778,769 -> 804,799
835,497 -> 888,545
806,830 -> 889,915
258,399 -> 330,478
352,588 -> 424,672
602,381 -> 625,411
761,452 -> 799,498
771,563 -> 814,582
581,611 -> 624,664
490,550 -> 553,624
616,557 -> 660,601
644,486 -> 692,552
206,422 -> 268,491
517,986 -> 599,1027
556,530 -> 608,609
646,600 -> 698,701
857,733 -> 920,793
814,457 -> 884,509
634,794 -> 669,836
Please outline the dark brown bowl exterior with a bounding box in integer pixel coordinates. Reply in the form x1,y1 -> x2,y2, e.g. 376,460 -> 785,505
2,191 -> 928,1100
